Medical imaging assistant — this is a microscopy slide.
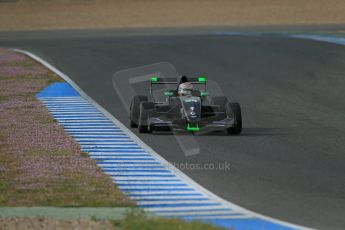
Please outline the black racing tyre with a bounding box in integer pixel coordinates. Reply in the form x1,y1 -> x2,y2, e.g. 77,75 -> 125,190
138,101 -> 154,133
211,96 -> 228,113
130,96 -> 148,128
227,102 -> 242,135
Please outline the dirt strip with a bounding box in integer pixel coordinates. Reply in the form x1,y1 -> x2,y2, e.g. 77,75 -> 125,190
0,0 -> 345,31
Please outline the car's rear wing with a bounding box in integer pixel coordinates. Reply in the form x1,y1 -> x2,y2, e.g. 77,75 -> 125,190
150,76 -> 206,84
149,75 -> 207,102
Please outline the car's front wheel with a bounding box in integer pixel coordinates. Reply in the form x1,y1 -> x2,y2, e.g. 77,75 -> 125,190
138,101 -> 154,133
130,96 -> 148,128
226,102 -> 242,135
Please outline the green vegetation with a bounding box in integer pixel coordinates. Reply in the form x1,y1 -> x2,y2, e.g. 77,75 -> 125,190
112,209 -> 224,230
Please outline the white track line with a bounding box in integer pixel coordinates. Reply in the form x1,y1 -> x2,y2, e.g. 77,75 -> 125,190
102,164 -> 160,167
161,215 -> 251,220
90,155 -> 153,159
116,181 -> 185,185
77,142 -> 135,145
130,195 -> 206,200
124,191 -> 202,195
145,205 -> 231,212
154,210 -> 237,215
113,177 -> 181,181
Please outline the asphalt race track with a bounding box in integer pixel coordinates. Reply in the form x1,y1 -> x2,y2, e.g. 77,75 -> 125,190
1,30 -> 345,229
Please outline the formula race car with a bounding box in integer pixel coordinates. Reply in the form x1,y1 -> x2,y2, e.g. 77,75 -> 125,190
129,75 -> 242,134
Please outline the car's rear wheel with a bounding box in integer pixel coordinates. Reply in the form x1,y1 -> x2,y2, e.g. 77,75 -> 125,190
130,96 -> 148,128
227,102 -> 242,135
138,101 -> 154,133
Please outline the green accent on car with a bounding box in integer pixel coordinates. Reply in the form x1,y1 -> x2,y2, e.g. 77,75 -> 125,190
187,123 -> 200,131
151,76 -> 158,82
201,91 -> 209,96
198,76 -> 206,82
164,91 -> 174,96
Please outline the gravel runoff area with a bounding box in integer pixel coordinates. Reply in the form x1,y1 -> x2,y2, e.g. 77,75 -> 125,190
0,216 -> 112,230
0,0 -> 345,31
0,48 -> 126,229
0,210 -> 224,230
0,49 -> 225,229
0,48 -> 133,207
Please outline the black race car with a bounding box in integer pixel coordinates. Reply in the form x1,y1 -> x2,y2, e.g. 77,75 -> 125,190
129,76 -> 242,134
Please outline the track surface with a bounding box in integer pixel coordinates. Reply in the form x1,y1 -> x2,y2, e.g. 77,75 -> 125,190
2,31 -> 345,229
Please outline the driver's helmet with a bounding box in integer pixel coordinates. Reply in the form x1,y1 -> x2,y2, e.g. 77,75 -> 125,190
178,82 -> 193,96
